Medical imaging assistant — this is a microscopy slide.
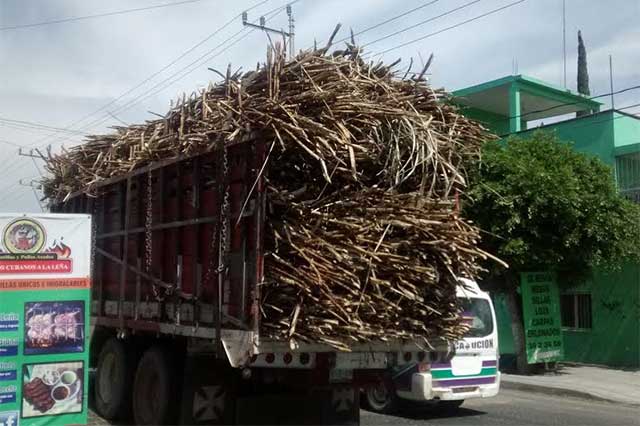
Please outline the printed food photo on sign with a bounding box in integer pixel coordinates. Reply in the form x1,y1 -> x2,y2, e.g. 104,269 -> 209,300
21,362 -> 83,418
24,302 -> 84,355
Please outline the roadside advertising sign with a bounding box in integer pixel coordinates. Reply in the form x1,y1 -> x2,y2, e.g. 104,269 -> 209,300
520,272 -> 564,364
0,214 -> 91,426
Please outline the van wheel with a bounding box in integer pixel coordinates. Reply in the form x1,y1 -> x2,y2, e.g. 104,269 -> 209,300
133,346 -> 178,425
94,338 -> 134,420
363,381 -> 398,414
438,399 -> 464,412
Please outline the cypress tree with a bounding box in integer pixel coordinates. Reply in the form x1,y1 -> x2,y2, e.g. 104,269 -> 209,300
577,30 -> 591,116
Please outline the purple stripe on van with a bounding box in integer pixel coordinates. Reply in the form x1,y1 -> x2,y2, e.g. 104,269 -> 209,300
430,362 -> 452,369
482,360 -> 497,367
434,376 -> 496,387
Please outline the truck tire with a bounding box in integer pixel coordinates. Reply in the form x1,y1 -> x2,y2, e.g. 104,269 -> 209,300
94,338 -> 134,420
133,346 -> 178,425
363,381 -> 398,414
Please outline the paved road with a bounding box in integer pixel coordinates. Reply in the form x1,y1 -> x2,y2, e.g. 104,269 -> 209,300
88,389 -> 639,425
361,389 -> 640,425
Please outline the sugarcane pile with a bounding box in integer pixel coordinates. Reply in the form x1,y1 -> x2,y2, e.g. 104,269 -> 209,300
41,34 -> 498,350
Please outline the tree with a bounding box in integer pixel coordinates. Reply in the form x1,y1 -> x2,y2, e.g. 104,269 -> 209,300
464,131 -> 640,373
577,30 -> 591,117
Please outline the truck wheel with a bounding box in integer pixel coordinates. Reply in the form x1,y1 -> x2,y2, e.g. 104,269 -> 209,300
363,381 -> 398,414
438,399 -> 464,412
133,346 -> 178,425
94,338 -> 134,420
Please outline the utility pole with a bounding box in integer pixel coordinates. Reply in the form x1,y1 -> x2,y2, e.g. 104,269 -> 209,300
242,4 -> 295,58
18,146 -> 49,160
609,55 -> 615,109
19,179 -> 45,212
562,0 -> 567,88
287,4 -> 295,58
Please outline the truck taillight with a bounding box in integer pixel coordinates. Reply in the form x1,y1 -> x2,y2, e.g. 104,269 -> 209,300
283,353 -> 293,365
418,351 -> 426,362
265,353 -> 275,364
403,352 -> 413,362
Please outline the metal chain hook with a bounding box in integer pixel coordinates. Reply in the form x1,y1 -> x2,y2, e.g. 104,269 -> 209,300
144,170 -> 164,302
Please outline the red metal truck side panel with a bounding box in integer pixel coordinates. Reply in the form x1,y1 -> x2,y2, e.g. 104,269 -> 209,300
52,140 -> 266,334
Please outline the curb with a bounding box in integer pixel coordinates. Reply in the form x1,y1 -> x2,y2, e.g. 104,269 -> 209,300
501,380 -> 640,408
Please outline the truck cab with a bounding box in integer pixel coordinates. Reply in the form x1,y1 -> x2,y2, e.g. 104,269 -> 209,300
363,278 -> 500,413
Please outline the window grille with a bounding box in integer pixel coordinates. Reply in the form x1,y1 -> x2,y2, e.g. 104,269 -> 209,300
561,293 -> 592,329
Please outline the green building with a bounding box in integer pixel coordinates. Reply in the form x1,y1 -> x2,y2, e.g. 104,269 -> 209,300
453,75 -> 640,368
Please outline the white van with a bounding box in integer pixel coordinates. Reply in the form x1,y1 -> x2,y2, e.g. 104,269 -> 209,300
363,279 -> 500,413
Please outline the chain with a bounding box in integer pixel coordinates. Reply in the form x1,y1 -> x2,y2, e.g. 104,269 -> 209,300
202,222 -> 218,288
90,200 -> 97,280
144,171 -> 164,302
220,143 -> 230,277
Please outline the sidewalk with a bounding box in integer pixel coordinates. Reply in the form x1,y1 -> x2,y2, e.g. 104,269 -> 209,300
501,363 -> 640,406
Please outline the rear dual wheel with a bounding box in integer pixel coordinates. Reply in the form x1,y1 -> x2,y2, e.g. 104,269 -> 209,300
94,338 -> 135,421
132,346 -> 179,425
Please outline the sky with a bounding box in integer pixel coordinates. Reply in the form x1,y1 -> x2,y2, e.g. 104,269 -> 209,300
0,0 -> 638,212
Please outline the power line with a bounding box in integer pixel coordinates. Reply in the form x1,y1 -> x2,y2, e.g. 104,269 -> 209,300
24,0 -> 275,148
0,116 -> 88,135
0,0 -> 212,31
334,0 -> 441,45
478,84 -> 640,125
32,1 -> 293,150
103,3 -> 292,118
46,3 -> 293,146
496,102 -> 640,137
373,0 -> 527,56
363,0 -> 485,49
0,139 -> 25,148
66,30 -> 253,138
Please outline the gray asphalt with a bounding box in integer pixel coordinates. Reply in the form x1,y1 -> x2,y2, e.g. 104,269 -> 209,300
88,388 -> 640,425
361,389 -> 640,426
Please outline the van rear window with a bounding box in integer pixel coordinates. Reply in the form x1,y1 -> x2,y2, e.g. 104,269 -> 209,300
459,298 -> 494,338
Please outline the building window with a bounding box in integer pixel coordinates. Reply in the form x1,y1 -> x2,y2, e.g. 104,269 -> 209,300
561,293 -> 592,330
616,152 -> 640,203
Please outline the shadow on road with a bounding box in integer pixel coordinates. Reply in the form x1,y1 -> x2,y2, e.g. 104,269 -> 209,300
364,404 -> 487,421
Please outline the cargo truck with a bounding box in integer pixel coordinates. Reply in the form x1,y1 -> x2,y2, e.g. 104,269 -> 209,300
51,138 -> 454,425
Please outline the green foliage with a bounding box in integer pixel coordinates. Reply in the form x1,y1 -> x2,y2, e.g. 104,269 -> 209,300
465,131 -> 640,288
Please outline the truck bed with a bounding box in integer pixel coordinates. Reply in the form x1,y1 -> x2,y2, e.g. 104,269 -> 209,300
55,138 -> 450,367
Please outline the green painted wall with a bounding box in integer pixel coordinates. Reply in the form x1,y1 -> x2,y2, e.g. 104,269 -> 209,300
613,111 -> 640,148
458,107 -> 511,136
560,264 -> 640,368
492,293 -> 515,355
517,111 -> 616,166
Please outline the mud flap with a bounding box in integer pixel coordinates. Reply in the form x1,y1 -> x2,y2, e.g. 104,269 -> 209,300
178,355 -> 236,425
327,386 -> 360,425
